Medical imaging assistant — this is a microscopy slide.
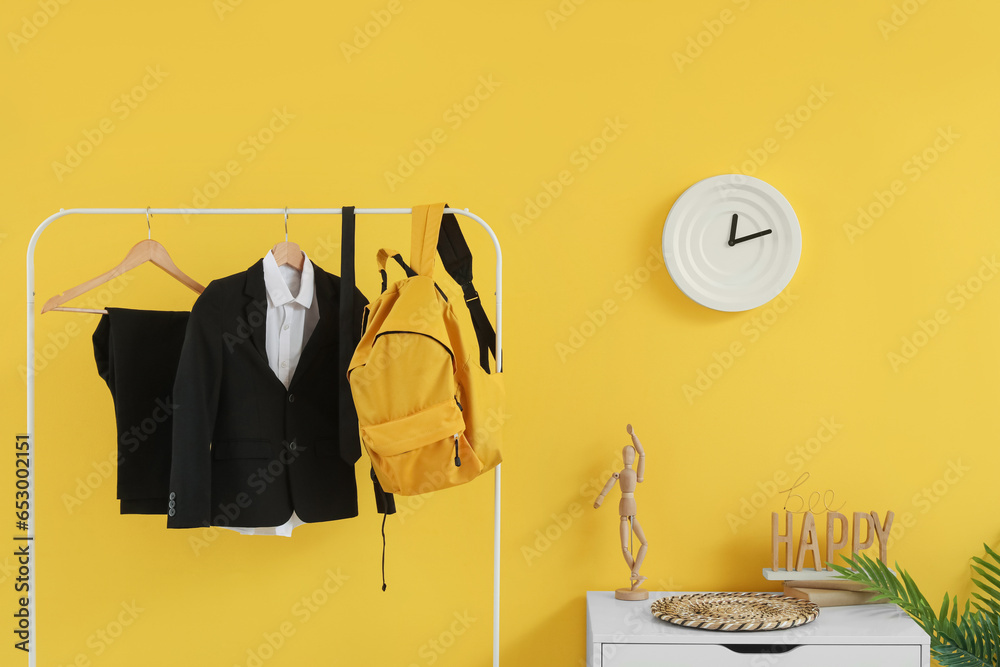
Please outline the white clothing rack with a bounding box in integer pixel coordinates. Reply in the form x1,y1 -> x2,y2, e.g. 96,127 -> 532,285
24,208 -> 504,667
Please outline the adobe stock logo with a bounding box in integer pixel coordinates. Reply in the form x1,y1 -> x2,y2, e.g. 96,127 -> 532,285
682,291 -> 798,404
554,245 -> 660,363
213,0 -> 244,20
726,419 -> 844,534
887,255 -> 999,371
340,0 -> 411,62
384,76 -> 501,192
511,117 -> 627,234
886,459 -> 970,550
522,452 -> 624,566
405,611 -> 477,667
877,0 -> 932,40
230,568 -> 350,667
8,0 -> 72,53
545,0 -> 587,30
730,85 -> 834,177
843,126 -> 959,244
51,601 -> 145,665
51,66 -> 169,182
672,0 -> 752,73
179,108 -> 296,217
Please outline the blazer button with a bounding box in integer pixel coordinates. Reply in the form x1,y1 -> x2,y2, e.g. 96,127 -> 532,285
168,508 -> 176,517
168,500 -> 176,509
169,492 -> 176,501
288,394 -> 295,403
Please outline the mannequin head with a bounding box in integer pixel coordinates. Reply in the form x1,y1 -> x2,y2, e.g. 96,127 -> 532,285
622,445 -> 636,467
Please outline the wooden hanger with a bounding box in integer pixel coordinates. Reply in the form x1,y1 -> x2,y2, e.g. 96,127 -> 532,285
271,207 -> 304,271
41,209 -> 205,314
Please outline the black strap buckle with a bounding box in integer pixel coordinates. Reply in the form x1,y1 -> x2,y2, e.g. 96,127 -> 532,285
461,282 -> 480,303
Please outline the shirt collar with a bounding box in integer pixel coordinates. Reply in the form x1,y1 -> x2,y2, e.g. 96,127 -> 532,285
262,249 -> 315,309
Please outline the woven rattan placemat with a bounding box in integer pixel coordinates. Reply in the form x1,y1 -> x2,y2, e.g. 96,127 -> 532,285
650,592 -> 820,632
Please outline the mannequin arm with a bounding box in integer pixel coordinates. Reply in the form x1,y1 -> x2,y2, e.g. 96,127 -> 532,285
594,472 -> 619,508
627,425 -> 646,483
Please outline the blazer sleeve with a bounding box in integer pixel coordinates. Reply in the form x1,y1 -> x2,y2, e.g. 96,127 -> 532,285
167,284 -> 223,528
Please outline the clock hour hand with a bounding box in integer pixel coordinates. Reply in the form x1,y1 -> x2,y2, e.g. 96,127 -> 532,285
732,228 -> 773,245
729,213 -> 738,246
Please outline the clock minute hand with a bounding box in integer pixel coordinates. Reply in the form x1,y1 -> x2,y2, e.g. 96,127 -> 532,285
732,229 -> 773,245
728,213 -> 738,246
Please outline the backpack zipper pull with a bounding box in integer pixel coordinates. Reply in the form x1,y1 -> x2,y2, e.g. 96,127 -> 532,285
454,396 -> 463,411
453,434 -> 462,467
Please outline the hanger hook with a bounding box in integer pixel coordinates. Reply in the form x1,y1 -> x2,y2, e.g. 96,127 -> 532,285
284,207 -> 289,243
146,207 -> 151,240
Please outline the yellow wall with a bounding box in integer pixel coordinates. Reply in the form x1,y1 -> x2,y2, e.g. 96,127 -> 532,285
2,1 -> 998,665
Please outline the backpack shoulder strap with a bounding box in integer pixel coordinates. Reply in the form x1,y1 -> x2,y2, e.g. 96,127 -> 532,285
409,202 -> 498,372
434,205 -> 498,373
410,203 -> 446,277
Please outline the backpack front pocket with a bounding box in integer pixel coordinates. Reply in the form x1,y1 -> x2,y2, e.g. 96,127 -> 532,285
361,398 -> 483,495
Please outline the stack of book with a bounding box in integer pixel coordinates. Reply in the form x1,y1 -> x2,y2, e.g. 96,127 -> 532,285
782,579 -> 886,607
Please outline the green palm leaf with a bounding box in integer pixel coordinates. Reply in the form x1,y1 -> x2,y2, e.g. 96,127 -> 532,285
972,545 -> 1000,616
933,642 -> 993,667
832,547 -> 1000,667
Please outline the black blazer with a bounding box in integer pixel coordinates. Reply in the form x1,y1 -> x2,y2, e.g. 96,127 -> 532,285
167,259 -> 394,529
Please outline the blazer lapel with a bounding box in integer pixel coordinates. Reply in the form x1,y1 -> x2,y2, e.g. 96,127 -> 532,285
242,259 -> 270,365
288,262 -> 336,391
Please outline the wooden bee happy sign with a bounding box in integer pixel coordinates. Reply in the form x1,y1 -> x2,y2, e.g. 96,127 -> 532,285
769,475 -> 894,571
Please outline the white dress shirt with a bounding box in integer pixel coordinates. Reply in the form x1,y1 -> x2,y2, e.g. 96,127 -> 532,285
223,250 -> 320,537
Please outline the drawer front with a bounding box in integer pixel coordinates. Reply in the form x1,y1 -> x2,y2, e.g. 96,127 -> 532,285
601,643 -> 921,666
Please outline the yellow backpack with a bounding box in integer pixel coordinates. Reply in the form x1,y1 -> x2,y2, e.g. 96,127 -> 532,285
348,204 -> 504,495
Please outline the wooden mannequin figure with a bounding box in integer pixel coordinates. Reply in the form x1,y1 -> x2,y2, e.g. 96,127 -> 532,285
594,424 -> 649,601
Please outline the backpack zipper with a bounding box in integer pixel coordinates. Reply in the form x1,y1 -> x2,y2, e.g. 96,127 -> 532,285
453,397 -> 463,466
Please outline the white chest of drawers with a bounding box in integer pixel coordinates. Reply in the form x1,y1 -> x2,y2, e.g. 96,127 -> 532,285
586,591 -> 930,666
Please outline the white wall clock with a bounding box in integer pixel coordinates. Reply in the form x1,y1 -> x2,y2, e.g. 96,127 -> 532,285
661,174 -> 801,312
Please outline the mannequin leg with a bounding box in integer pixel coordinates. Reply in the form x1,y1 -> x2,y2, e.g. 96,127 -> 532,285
619,517 -> 634,571
630,516 -> 648,588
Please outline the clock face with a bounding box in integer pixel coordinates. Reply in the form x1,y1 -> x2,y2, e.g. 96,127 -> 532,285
661,174 -> 801,312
